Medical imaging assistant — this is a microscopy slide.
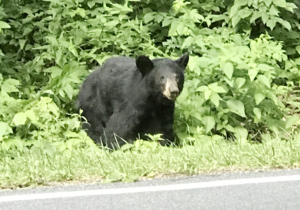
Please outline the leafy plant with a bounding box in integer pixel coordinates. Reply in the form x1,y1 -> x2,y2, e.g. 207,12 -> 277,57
0,0 -> 299,151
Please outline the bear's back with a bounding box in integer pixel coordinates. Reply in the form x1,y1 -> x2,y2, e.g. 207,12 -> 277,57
100,56 -> 137,75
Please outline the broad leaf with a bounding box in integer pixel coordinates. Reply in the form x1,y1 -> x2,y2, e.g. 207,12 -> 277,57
257,75 -> 270,88
210,93 -> 221,107
12,112 -> 27,126
202,116 -> 215,134
273,0 -> 286,8
253,108 -> 261,119
248,69 -> 258,81
255,91 -> 266,105
0,21 -> 10,29
226,99 -> 246,117
234,126 -> 248,140
223,62 -> 234,79
234,78 -> 246,89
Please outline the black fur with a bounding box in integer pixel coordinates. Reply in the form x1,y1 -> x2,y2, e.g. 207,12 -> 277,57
77,53 -> 189,149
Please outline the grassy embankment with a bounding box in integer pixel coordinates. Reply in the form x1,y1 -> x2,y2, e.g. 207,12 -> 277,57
1,132 -> 300,189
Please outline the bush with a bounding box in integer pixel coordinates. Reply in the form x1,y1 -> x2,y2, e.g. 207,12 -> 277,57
0,0 -> 299,149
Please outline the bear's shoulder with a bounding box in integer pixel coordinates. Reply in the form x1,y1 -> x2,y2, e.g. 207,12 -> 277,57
97,56 -> 137,75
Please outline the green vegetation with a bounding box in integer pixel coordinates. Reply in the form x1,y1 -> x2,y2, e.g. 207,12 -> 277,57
1,0 -> 300,188
1,133 -> 300,189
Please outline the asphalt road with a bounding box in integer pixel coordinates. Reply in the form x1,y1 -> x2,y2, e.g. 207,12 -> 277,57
1,169 -> 300,210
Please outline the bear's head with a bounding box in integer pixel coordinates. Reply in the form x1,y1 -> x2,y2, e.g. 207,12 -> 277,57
136,53 -> 189,103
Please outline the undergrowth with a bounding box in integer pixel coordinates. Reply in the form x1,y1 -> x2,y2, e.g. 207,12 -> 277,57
1,132 -> 300,189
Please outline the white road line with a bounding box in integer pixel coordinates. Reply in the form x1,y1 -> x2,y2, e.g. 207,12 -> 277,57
1,175 -> 300,202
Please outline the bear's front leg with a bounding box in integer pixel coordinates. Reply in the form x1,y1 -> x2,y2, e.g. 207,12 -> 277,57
159,119 -> 175,146
157,106 -> 176,146
101,108 -> 143,149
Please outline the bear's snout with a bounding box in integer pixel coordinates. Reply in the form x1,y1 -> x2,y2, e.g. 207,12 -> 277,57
163,78 -> 180,101
170,89 -> 179,99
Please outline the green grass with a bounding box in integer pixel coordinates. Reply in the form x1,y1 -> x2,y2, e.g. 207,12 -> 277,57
1,133 -> 300,189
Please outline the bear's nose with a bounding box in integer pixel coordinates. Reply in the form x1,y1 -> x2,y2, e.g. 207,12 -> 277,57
170,90 -> 179,98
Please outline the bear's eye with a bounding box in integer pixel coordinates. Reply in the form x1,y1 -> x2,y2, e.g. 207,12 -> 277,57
160,76 -> 165,81
175,76 -> 179,83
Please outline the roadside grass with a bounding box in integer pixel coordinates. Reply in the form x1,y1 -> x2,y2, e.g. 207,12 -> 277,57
1,132 -> 300,189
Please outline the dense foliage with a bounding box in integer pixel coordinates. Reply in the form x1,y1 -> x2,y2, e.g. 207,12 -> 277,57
0,0 -> 300,151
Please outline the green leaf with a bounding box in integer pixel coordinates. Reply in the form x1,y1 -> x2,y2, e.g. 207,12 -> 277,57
44,66 -> 62,78
77,8 -> 86,18
19,39 -> 26,50
235,0 -> 248,6
120,143 -> 134,151
261,14 -> 269,24
46,36 -> 58,46
1,79 -> 20,93
250,12 -> 262,23
0,122 -> 7,137
257,75 -> 270,88
273,0 -> 286,8
224,77 -> 234,87
285,116 -> 299,129
176,22 -> 185,35
204,90 -> 212,100
104,20 -> 119,27
223,62 -> 234,79
255,91 -> 266,105
266,91 -> 278,105
87,1 -> 95,8
253,108 -> 261,119
234,126 -> 248,140
12,112 -> 27,126
269,5 -> 279,16
143,13 -> 154,23
226,99 -> 246,117
155,14 -> 164,23
210,93 -> 221,107
248,69 -> 258,81
25,110 -> 37,122
0,21 -> 10,29
47,103 -> 59,117
257,64 -> 274,71
23,27 -> 32,36
280,20 -> 291,30
162,18 -> 172,27
182,37 -> 194,49
64,83 -> 73,99
266,18 -> 277,30
285,3 -> 298,13
202,116 -> 215,134
264,0 -> 272,7
11,139 -> 23,151
56,48 -> 62,66
196,86 -> 208,92
2,139 -> 23,151
234,78 -> 246,89
210,84 -> 227,93
168,20 -> 178,36
238,8 -> 252,18
69,46 -> 78,57
230,4 -> 240,18
296,46 -> 300,54
41,97 -> 53,103
225,124 -> 235,132
231,16 -> 241,27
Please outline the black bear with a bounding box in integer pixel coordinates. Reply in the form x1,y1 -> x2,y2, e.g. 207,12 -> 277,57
77,53 -> 189,149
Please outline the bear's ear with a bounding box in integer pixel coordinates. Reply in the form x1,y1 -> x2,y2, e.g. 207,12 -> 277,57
136,55 -> 154,76
175,52 -> 189,70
